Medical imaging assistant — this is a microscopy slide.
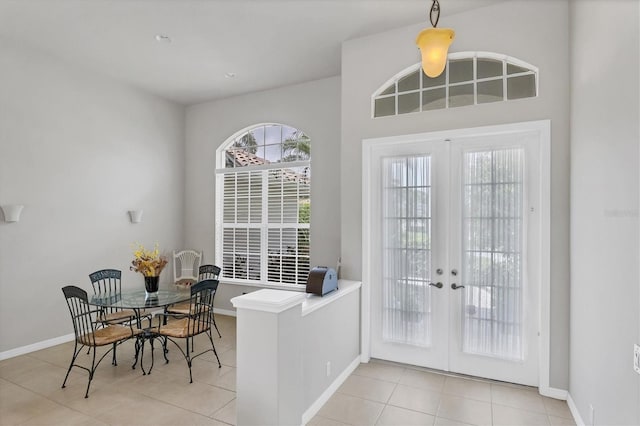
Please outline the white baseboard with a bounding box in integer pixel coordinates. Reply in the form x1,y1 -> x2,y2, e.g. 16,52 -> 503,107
213,308 -> 236,317
301,355 -> 361,425
539,386 -> 568,400
567,393 -> 586,426
0,333 -> 75,361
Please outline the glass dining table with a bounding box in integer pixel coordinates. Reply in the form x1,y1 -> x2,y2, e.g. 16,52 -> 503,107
89,289 -> 192,374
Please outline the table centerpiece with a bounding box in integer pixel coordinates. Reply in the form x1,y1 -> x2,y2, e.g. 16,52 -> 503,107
130,242 -> 168,297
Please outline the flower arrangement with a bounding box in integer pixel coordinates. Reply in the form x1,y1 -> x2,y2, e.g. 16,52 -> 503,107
130,242 -> 168,277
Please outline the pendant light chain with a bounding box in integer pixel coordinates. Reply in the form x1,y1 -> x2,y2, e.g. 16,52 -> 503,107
429,0 -> 441,28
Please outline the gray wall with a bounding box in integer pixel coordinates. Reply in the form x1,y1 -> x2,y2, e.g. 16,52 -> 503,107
341,1 -> 570,389
0,36 -> 185,352
570,1 -> 640,424
184,77 -> 341,311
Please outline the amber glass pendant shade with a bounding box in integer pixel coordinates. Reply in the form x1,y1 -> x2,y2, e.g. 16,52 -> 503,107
416,27 -> 455,78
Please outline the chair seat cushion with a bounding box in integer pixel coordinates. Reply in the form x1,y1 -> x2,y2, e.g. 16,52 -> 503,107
157,318 -> 210,338
99,309 -> 136,323
78,324 -> 141,346
166,302 -> 210,316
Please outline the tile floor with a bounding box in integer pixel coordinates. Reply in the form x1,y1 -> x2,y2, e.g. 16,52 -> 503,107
0,315 -> 575,426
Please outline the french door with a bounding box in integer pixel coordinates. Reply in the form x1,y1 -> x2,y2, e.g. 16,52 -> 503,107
365,123 -> 546,386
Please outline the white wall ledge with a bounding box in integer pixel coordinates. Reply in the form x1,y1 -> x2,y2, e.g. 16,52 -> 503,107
231,289 -> 304,313
302,280 -> 362,316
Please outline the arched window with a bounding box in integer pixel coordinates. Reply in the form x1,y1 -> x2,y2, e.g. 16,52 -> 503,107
372,52 -> 538,118
216,123 -> 311,287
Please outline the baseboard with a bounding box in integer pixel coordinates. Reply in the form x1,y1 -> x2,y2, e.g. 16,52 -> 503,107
567,393 -> 586,426
539,386 -> 568,400
213,308 -> 236,317
301,355 -> 361,425
0,333 -> 75,361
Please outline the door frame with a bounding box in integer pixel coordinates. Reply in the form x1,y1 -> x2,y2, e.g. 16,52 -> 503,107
361,120 -> 551,394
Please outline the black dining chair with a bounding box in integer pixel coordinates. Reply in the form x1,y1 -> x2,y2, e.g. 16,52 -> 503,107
166,264 -> 222,337
61,285 -> 140,398
89,269 -> 151,364
155,279 -> 222,383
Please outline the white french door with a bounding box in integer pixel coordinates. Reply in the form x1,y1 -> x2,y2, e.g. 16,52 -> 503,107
365,123 -> 547,386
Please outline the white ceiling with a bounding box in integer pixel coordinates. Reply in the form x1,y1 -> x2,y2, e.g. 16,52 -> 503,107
0,0 -> 505,105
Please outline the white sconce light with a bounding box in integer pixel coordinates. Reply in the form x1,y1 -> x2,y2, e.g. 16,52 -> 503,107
1,204 -> 24,223
128,210 -> 143,224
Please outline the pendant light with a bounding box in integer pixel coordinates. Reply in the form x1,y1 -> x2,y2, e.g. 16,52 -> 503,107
416,0 -> 455,78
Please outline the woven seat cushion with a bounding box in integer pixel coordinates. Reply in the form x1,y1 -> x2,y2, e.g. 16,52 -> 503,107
166,301 -> 192,315
166,302 -> 211,316
78,324 -> 141,346
157,318 -> 210,338
99,309 -> 136,323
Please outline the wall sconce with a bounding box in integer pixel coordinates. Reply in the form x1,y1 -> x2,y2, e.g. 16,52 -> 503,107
1,204 -> 24,223
416,0 -> 455,78
128,210 -> 143,224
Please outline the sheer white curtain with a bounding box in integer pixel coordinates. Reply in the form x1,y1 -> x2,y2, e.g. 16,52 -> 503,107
381,155 -> 432,347
461,147 -> 525,360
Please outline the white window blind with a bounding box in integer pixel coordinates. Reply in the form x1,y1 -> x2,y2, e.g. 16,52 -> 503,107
461,147 -> 525,360
218,124 -> 310,287
381,155 -> 432,347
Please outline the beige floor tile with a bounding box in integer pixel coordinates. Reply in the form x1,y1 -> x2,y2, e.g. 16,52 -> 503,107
434,417 -> 475,426
211,398 -> 237,425
0,378 -> 61,425
443,376 -> 491,402
353,361 -> 406,383
376,405 -> 435,426
338,374 -> 397,403
399,368 -> 446,392
127,371 -> 235,417
94,392 -> 220,425
491,384 -> 546,413
307,415 -> 350,426
549,415 -> 576,426
437,395 -> 492,426
492,404 -> 550,426
219,349 -> 237,367
17,403 -> 107,426
387,384 -> 441,415
318,393 -> 385,425
0,355 -> 55,381
212,368 -> 236,392
542,397 -> 573,419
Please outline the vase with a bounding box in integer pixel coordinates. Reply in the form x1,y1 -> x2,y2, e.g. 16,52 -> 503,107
144,276 -> 160,296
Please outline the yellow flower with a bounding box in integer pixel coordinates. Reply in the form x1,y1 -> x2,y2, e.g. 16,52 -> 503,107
130,242 -> 168,277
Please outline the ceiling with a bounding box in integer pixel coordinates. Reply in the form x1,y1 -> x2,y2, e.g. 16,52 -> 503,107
0,0 -> 505,105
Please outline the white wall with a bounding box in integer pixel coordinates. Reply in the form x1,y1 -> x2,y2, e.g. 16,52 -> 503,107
569,1 -> 640,424
341,1 -> 570,389
0,36 -> 185,353
184,77 -> 341,311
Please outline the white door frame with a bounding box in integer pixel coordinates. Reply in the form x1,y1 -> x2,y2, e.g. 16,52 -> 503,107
361,120 -> 552,395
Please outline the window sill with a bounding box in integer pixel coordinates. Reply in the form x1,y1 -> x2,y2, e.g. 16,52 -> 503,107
219,280 -> 306,292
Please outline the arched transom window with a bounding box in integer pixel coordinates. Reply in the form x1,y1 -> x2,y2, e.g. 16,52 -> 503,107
373,52 -> 538,118
216,123 -> 311,288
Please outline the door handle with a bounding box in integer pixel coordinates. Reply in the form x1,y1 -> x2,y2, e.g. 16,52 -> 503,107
429,282 -> 443,289
451,283 -> 465,290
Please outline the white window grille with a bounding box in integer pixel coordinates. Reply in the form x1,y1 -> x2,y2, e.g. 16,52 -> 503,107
216,124 -> 311,288
372,52 -> 538,118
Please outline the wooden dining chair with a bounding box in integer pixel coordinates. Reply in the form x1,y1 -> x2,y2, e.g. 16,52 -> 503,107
61,285 -> 140,398
155,279 -> 222,383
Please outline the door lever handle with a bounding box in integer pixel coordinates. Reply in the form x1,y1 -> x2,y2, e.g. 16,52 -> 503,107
451,283 -> 465,290
429,282 -> 443,289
